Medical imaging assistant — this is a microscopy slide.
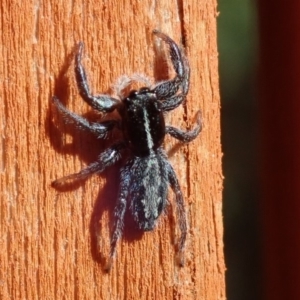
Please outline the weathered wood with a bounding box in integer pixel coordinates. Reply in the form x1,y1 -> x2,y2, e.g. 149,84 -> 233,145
0,0 -> 224,299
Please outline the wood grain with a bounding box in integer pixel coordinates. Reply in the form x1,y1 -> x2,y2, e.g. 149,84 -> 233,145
0,0 -> 224,299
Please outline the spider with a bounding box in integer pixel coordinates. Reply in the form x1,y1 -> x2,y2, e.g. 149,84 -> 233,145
52,30 -> 202,270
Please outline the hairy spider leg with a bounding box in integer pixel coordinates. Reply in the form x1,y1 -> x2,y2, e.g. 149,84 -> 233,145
52,96 -> 118,137
75,42 -> 120,112
167,162 -> 187,266
52,142 -> 125,187
152,30 -> 190,112
105,163 -> 131,271
166,111 -> 202,142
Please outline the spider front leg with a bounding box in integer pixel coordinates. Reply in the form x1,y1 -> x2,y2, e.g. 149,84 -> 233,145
166,111 -> 202,142
52,96 -> 118,138
52,142 -> 125,187
152,30 -> 190,111
75,42 -> 120,112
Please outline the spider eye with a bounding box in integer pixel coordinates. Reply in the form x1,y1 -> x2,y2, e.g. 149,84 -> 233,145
139,87 -> 150,93
128,90 -> 138,98
123,97 -> 131,105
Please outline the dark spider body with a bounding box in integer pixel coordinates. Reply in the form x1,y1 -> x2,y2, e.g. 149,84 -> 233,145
52,30 -> 202,269
121,88 -> 165,157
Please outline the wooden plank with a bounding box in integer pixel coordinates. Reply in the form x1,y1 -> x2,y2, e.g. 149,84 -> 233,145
0,0 -> 224,299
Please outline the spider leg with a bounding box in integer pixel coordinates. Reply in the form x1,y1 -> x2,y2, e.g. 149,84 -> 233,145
52,142 -> 125,187
52,96 -> 119,138
75,42 -> 120,112
166,111 -> 202,142
105,163 -> 131,271
167,162 -> 187,266
160,93 -> 187,112
152,30 -> 190,106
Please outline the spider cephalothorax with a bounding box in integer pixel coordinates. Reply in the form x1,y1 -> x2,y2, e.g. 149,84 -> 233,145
52,30 -> 202,270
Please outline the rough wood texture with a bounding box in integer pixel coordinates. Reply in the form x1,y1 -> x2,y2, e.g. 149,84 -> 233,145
0,1 -> 224,299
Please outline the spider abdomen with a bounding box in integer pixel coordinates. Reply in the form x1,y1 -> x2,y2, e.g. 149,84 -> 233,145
121,89 -> 165,157
128,153 -> 168,230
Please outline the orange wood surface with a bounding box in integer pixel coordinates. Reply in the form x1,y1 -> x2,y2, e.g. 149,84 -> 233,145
0,1 -> 224,299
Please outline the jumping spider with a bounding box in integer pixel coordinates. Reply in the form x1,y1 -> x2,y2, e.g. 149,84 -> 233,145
52,30 -> 202,270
